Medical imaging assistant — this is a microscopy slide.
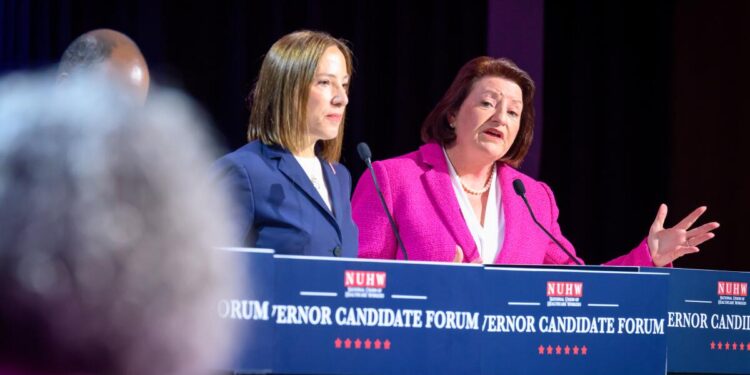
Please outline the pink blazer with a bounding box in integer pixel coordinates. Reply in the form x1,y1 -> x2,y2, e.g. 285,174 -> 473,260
352,143 -> 655,265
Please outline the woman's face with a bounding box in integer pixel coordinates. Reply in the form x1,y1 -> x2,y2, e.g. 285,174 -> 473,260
305,46 -> 350,144
449,76 -> 523,163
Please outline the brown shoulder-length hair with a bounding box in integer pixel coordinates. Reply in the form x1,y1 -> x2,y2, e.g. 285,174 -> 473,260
248,30 -> 353,163
421,57 -> 535,168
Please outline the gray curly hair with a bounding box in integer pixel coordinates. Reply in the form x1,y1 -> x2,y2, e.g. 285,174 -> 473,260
0,73 -> 241,374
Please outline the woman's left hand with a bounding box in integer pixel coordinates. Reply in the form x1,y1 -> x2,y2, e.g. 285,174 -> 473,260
648,204 -> 720,267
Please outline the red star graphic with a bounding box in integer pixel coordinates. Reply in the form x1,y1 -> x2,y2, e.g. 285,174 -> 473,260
733,342 -> 738,350
354,338 -> 362,349
344,338 -> 352,349
538,345 -> 545,355
573,346 -> 579,355
710,341 -> 715,350
384,339 -> 391,350
547,345 -> 553,355
717,342 -> 723,350
726,341 -> 730,350
555,345 -> 562,355
374,339 -> 382,349
365,339 -> 372,349
741,343 -> 745,351
334,338 -> 342,349
581,346 -> 588,355
564,345 -> 571,355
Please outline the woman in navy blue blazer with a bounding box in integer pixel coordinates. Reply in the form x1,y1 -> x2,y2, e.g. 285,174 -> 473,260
214,30 -> 358,257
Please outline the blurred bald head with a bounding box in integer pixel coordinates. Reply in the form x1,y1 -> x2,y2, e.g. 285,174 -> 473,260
59,29 -> 150,103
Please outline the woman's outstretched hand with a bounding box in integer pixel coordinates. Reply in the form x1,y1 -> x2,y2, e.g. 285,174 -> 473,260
648,204 -> 719,267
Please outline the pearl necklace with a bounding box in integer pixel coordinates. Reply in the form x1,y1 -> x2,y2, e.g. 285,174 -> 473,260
460,166 -> 495,195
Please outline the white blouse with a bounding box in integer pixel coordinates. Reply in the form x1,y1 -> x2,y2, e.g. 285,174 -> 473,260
443,148 -> 505,263
293,155 -> 332,211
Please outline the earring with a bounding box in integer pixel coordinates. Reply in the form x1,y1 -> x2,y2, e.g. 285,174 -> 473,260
449,123 -> 456,129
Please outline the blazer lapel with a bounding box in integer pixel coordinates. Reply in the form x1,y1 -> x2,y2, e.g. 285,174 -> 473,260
263,144 -> 340,232
419,143 -> 480,262
496,165 -> 526,264
321,160 -> 345,232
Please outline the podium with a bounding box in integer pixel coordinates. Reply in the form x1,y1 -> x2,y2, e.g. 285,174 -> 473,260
481,265 -> 667,374
217,248 -> 679,374
654,267 -> 750,374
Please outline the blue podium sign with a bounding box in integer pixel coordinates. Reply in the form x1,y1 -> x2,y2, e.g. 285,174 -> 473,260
271,255 -> 483,374
215,248 -> 275,373
655,267 -> 750,374
481,267 -> 669,375
219,251 -> 678,374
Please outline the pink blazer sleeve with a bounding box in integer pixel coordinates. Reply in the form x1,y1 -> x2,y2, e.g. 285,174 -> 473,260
604,238 -> 657,266
352,162 -> 398,259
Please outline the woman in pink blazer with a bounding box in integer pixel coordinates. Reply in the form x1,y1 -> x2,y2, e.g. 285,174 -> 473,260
352,57 -> 718,265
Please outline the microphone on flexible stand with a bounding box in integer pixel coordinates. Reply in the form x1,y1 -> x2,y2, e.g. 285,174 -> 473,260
512,179 -> 583,265
357,142 -> 409,260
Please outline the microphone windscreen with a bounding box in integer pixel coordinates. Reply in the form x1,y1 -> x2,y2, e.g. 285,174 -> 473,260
357,142 -> 372,161
512,179 -> 526,196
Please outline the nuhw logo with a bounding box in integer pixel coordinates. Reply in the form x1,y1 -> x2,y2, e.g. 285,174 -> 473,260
547,281 -> 583,298
344,270 -> 386,288
344,270 -> 386,299
717,281 -> 748,297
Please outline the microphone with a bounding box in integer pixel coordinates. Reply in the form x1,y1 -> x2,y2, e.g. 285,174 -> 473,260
357,142 -> 409,260
512,179 -> 583,265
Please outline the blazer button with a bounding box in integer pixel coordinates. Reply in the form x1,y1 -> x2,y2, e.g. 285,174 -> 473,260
332,246 -> 342,257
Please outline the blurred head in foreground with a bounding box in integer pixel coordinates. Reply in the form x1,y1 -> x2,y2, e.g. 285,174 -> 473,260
0,73 -> 239,375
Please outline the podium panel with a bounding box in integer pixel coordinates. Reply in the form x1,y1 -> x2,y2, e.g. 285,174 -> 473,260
272,255 -> 483,374
217,248 -> 275,373
481,267 -> 668,375
655,267 -> 750,374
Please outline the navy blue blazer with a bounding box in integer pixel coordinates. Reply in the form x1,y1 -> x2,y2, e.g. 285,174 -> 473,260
213,141 -> 358,257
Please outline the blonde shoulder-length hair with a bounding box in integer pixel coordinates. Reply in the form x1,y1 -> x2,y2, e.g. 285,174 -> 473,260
248,30 -> 353,163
